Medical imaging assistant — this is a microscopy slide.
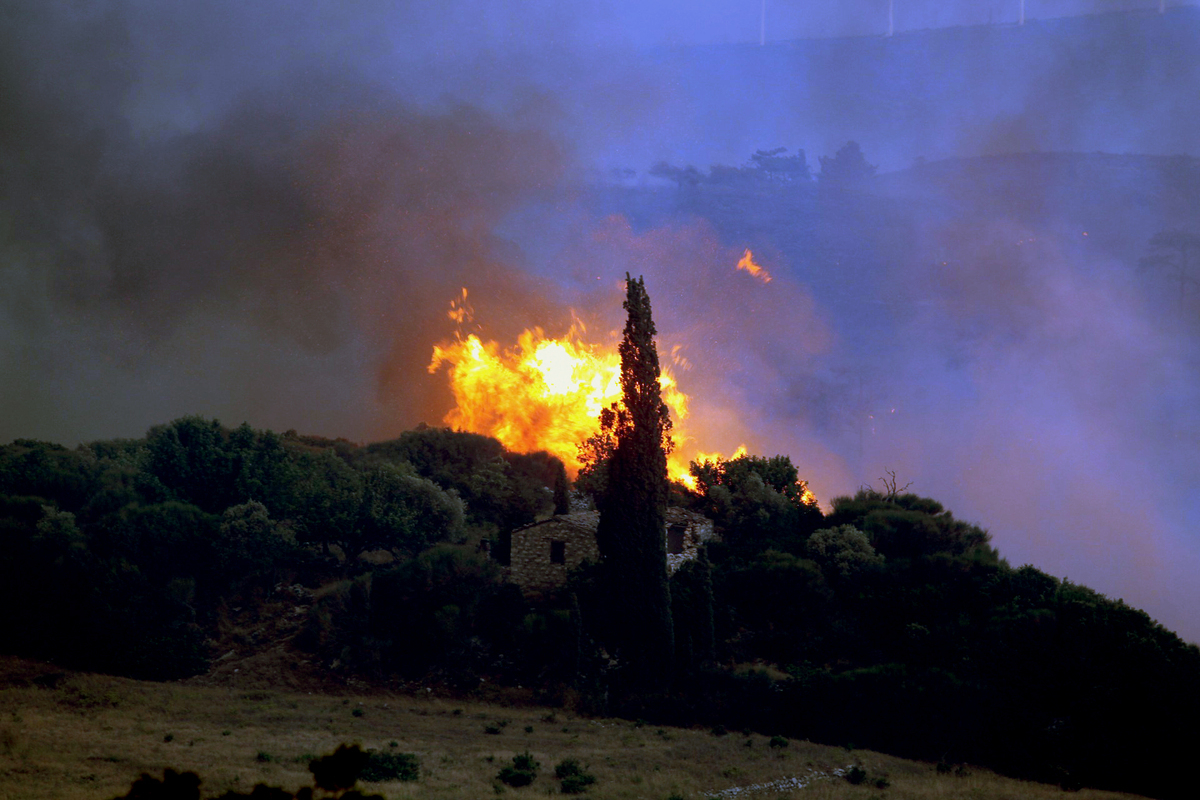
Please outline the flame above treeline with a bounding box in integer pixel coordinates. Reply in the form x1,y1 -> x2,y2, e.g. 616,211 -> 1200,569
428,287 -> 737,488
428,302 -> 694,485
428,252 -> 809,494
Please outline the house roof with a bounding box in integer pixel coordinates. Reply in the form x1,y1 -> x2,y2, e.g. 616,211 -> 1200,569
512,507 -> 710,537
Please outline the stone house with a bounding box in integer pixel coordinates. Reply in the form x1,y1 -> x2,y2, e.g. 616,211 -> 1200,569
506,507 -> 715,594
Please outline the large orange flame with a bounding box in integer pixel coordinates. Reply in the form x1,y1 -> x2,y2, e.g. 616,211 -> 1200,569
429,291 -> 748,487
429,323 -> 709,484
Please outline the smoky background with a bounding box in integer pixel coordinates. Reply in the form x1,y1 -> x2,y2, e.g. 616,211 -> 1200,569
2,0 -> 1198,639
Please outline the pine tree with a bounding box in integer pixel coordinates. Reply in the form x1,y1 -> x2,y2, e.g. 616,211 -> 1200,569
595,274 -> 674,690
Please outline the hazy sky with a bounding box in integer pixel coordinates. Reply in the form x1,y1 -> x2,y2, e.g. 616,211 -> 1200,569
3,0 -> 1199,641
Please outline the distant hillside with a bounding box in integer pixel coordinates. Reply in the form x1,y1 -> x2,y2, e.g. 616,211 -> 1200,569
620,7 -> 1200,170
586,149 -> 1199,290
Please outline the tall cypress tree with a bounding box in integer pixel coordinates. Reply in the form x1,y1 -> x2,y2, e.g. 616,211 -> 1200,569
595,274 -> 674,690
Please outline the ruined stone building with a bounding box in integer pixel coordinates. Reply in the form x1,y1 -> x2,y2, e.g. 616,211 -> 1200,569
506,507 -> 715,594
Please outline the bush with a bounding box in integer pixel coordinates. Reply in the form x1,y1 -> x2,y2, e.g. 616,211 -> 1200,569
110,745 -> 389,800
360,750 -> 420,782
555,759 -> 597,794
768,735 -> 788,749
845,765 -> 867,785
498,751 -> 540,787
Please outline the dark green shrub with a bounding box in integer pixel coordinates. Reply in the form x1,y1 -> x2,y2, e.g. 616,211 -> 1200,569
562,773 -> 597,794
874,776 -> 891,789
845,765 -> 867,785
555,759 -> 597,794
768,735 -> 788,749
360,750 -> 420,782
512,752 -> 539,771
710,724 -> 728,736
485,723 -> 503,735
351,707 -> 364,717
498,751 -> 540,787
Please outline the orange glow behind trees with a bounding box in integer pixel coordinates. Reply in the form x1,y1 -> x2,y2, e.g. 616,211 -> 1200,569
429,247 -> 778,489
430,312 -> 710,486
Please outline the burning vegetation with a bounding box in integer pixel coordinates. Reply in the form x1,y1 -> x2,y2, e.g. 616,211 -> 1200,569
735,248 -> 772,283
429,289 -> 741,489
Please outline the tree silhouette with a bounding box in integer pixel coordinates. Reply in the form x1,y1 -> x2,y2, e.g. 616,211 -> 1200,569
1139,229 -> 1200,306
594,274 -> 674,690
818,141 -> 877,188
749,147 -> 811,182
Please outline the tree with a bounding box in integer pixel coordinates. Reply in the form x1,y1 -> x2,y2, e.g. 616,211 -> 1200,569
216,500 -> 296,583
649,160 -> 702,189
594,274 -> 675,690
749,147 -> 811,182
818,141 -> 876,188
357,463 -> 465,558
807,524 -> 882,579
688,453 -> 822,554
825,490 -> 997,563
575,405 -> 618,501
1138,229 -> 1200,305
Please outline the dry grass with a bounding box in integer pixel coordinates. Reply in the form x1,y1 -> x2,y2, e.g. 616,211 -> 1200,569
0,658 -> 1148,800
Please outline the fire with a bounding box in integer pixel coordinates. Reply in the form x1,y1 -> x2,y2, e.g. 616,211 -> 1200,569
429,296 -> 738,487
429,325 -> 625,468
736,248 -> 771,283
692,444 -> 749,467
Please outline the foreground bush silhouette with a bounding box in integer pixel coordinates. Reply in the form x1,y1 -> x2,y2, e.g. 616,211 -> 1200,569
108,744 -> 392,799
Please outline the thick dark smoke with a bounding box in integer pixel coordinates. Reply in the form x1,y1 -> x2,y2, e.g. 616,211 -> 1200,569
1,1 -> 576,443
2,1 -> 1198,642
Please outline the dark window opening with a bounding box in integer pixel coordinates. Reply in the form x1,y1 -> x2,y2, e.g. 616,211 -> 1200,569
550,540 -> 566,564
492,530 -> 512,566
667,525 -> 686,555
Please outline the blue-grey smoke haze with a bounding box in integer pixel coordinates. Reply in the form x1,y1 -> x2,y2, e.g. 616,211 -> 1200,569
2,1 -> 1199,642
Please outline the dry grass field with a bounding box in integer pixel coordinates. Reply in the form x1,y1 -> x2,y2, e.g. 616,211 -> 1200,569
0,657 -> 1148,800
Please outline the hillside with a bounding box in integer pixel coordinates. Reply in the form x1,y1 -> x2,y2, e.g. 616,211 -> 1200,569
607,7 -> 1200,170
2,420 -> 1199,798
0,656 -> 1151,800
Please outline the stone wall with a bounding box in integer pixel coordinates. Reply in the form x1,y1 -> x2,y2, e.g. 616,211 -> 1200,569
664,507 -> 715,573
508,507 -> 714,594
509,511 -> 601,593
